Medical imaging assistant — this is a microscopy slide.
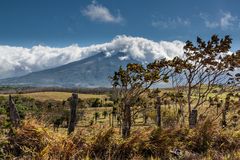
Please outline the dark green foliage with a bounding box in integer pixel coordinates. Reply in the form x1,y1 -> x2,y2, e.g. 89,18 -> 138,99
0,107 -> 6,115
89,119 -> 94,126
15,104 -> 28,119
102,111 -> 108,118
94,112 -> 100,122
104,102 -> 114,107
112,106 -> 117,116
91,98 -> 102,107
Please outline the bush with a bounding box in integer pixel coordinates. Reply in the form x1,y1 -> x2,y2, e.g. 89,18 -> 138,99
212,131 -> 240,153
112,133 -> 141,160
5,120 -> 50,158
186,119 -> 216,154
0,107 -> 6,115
92,98 -> 102,107
104,102 -> 114,107
90,129 -> 115,159
147,128 -> 184,159
16,104 -> 28,119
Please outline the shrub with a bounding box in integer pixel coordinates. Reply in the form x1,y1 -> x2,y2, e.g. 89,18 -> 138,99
186,119 -> 216,154
5,120 -> 51,158
92,98 -> 102,107
16,104 -> 28,119
112,133 -> 140,160
0,107 -> 6,115
90,129 -> 115,159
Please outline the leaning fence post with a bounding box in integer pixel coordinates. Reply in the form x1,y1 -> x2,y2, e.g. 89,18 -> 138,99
8,95 -> 20,128
222,95 -> 230,128
156,96 -> 161,128
222,108 -> 227,128
68,93 -> 78,135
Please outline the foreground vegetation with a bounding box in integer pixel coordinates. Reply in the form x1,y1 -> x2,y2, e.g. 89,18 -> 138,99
1,117 -> 240,159
0,87 -> 240,159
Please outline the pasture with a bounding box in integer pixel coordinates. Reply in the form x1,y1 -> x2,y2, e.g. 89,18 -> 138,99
0,91 -> 108,101
0,88 -> 240,159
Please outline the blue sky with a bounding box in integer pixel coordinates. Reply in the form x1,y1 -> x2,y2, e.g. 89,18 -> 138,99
0,0 -> 240,49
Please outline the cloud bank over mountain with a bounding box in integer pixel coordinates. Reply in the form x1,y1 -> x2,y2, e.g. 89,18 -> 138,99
0,35 -> 185,79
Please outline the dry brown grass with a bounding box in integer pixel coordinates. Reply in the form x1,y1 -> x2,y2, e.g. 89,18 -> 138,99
0,92 -> 108,101
1,88 -> 240,159
1,118 -> 240,160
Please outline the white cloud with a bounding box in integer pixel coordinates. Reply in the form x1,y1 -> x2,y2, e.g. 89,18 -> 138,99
82,1 -> 123,23
152,17 -> 191,29
220,12 -> 237,29
0,35 -> 185,79
200,11 -> 238,29
119,55 -> 129,61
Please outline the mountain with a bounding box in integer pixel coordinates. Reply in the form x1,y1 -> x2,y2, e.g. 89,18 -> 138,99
0,36 -> 185,87
0,35 -> 184,80
0,52 -> 138,87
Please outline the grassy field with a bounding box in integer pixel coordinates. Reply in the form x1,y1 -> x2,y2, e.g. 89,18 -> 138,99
0,91 -> 108,101
1,89 -> 240,159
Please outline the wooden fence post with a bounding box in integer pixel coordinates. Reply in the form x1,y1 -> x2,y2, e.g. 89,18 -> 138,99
8,95 -> 20,128
222,108 -> 227,128
122,103 -> 131,138
189,109 -> 198,128
68,93 -> 78,135
156,96 -> 161,128
109,113 -> 111,127
143,105 -> 148,125
222,95 -> 230,128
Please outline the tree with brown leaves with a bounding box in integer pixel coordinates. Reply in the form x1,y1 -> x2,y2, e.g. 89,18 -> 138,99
111,59 -> 171,138
170,35 -> 240,127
